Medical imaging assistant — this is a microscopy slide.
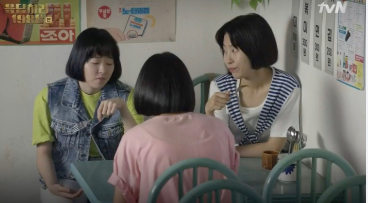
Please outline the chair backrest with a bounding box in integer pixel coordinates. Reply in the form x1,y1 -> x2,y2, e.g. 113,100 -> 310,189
193,73 -> 220,114
179,179 -> 265,203
147,158 -> 240,203
316,175 -> 366,203
262,148 -> 357,203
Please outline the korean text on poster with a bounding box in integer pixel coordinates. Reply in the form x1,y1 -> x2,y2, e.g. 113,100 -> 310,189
0,0 -> 81,45
301,0 -> 312,64
324,0 -> 336,75
313,0 -> 324,70
86,0 -> 176,43
291,0 -> 300,59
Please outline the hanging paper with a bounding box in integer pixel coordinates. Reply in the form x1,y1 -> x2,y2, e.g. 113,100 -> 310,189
324,0 -> 336,75
86,0 -> 176,43
291,0 -> 300,59
301,0 -> 312,64
0,0 -> 81,45
313,0 -> 324,70
336,0 -> 365,90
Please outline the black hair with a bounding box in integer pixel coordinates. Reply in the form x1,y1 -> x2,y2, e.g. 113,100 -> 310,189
65,27 -> 122,83
215,13 -> 278,70
134,52 -> 195,116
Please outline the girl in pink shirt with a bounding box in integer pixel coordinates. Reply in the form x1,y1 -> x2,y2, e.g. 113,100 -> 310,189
108,52 -> 239,203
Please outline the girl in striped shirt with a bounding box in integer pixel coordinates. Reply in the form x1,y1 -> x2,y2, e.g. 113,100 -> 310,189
205,13 -> 301,157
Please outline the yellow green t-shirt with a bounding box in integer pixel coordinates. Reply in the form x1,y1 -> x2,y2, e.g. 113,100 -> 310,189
32,87 -> 144,157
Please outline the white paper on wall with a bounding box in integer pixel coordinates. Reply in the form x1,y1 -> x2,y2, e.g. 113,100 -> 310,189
324,0 -> 336,75
301,0 -> 312,64
313,0 -> 324,70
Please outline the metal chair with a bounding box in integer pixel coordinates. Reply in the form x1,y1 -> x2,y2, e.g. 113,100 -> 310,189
193,73 -> 220,114
316,175 -> 366,203
179,179 -> 265,203
262,148 -> 357,203
147,158 -> 239,203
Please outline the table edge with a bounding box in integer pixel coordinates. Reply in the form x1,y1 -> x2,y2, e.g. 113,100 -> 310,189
71,163 -> 102,203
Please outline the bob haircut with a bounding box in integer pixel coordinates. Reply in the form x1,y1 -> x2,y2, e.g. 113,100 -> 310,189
215,13 -> 278,70
134,52 -> 195,116
65,27 -> 122,84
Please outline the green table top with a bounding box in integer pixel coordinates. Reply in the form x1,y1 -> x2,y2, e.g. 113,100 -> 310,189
71,158 -> 328,203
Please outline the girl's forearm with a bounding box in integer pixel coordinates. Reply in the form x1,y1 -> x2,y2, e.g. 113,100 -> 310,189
119,106 -> 137,132
36,142 -> 58,187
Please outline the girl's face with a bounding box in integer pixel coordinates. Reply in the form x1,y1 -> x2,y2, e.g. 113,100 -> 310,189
223,33 -> 253,79
83,55 -> 115,91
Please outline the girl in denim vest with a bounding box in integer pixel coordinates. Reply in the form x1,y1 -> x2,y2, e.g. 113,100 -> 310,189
32,28 -> 144,203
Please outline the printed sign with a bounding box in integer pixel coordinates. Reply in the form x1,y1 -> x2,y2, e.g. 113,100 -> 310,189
0,0 -> 80,45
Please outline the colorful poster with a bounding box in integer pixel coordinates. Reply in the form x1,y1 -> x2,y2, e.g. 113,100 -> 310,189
337,0 -> 365,90
0,0 -> 80,45
86,0 -> 176,43
324,0 -> 336,75
301,0 -> 312,64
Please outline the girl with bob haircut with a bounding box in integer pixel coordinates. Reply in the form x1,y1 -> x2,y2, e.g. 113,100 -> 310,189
108,52 -> 239,203
206,13 -> 301,157
32,28 -> 144,203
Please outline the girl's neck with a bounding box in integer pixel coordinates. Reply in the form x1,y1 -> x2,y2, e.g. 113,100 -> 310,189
240,67 -> 273,89
78,81 -> 101,95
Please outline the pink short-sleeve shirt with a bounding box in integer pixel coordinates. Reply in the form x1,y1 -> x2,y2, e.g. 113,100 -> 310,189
108,112 -> 239,203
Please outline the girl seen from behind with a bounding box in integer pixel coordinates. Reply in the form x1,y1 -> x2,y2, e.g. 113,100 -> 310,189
108,52 -> 239,203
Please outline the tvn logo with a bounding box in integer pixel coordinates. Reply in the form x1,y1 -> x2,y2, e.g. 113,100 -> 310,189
318,1 -> 347,13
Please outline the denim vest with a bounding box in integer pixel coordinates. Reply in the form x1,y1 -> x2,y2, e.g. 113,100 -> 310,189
39,77 -> 131,189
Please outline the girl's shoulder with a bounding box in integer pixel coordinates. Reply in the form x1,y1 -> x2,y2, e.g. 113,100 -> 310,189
273,68 -> 301,89
47,77 -> 69,87
114,80 -> 132,92
213,73 -> 235,83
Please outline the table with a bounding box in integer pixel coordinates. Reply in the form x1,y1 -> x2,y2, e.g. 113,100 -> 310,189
237,158 -> 334,203
71,158 -> 335,203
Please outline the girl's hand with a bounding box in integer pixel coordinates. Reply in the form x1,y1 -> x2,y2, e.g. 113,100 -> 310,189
97,98 -> 126,121
48,184 -> 83,199
205,91 -> 230,116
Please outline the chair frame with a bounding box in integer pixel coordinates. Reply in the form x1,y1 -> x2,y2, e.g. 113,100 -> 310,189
262,148 -> 357,203
147,158 -> 240,203
193,73 -> 220,114
316,175 -> 366,203
179,179 -> 265,203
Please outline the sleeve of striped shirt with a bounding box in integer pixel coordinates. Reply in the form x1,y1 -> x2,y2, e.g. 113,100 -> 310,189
208,81 -> 230,125
270,88 -> 301,138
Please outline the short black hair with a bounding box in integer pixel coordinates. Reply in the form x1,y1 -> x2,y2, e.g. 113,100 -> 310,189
134,52 -> 195,116
215,13 -> 278,70
65,27 -> 122,83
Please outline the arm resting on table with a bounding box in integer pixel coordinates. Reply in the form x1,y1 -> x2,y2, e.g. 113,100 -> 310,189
37,142 -> 58,187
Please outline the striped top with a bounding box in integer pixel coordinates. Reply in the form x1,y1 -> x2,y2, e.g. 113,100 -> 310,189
213,67 -> 300,146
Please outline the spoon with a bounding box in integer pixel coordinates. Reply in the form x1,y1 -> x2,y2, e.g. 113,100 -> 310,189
300,134 -> 307,149
286,126 -> 300,154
